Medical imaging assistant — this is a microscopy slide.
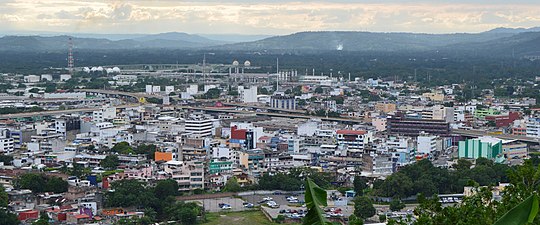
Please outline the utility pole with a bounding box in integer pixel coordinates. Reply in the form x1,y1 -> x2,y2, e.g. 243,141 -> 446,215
203,53 -> 206,84
276,57 -> 279,92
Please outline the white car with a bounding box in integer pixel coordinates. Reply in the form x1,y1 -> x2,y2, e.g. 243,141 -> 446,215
267,201 -> 279,208
286,196 -> 298,201
263,197 -> 273,201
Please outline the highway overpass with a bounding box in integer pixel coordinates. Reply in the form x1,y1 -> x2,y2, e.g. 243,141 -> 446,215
452,129 -> 540,144
0,104 -> 138,120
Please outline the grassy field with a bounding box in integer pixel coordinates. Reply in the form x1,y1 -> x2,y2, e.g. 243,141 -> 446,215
202,210 -> 278,225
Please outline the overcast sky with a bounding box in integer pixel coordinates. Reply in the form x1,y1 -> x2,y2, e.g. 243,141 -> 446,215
1,0 -> 540,35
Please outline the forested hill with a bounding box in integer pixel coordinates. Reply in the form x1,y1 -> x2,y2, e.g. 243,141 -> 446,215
2,28 -> 540,57
213,31 -> 515,52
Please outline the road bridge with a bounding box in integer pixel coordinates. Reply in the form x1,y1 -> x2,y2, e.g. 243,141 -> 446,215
451,129 -> 539,144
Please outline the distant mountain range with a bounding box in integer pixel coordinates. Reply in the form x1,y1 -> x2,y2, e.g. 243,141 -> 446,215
1,27 -> 539,56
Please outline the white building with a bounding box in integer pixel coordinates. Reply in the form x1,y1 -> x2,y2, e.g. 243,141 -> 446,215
422,105 -> 454,123
526,117 -> 540,138
92,107 -> 116,123
41,74 -> 53,81
165,86 -> 175,94
204,85 -> 217,93
0,129 -> 14,154
212,146 -> 232,160
186,85 -> 198,95
60,74 -> 72,81
145,85 -> 153,94
372,117 -> 387,132
152,86 -> 161,93
24,75 -> 40,83
184,113 -> 215,138
163,161 -> 205,191
336,130 -> 372,152
238,86 -> 258,103
417,133 -> 439,155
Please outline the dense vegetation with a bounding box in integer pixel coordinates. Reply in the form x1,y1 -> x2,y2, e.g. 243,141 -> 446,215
257,168 -> 335,191
388,160 -> 540,225
15,173 -> 68,194
372,158 -> 509,199
0,106 -> 44,115
106,179 -> 200,224
0,186 -> 18,225
1,49 -> 539,89
110,142 -> 157,159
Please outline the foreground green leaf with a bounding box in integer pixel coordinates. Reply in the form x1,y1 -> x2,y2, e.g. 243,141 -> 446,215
494,194 -> 539,225
303,177 -> 330,225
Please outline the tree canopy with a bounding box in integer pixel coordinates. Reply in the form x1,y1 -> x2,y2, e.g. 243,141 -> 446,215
16,173 -> 68,193
373,159 -> 509,198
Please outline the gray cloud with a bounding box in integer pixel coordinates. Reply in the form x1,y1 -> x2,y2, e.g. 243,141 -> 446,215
1,0 -> 540,35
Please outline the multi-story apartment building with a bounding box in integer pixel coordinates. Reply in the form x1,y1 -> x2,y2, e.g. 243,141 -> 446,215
0,129 -> 14,154
387,114 -> 450,137
270,95 -> 296,110
184,113 -> 215,138
335,130 -> 371,151
526,117 -> 540,138
163,161 -> 204,191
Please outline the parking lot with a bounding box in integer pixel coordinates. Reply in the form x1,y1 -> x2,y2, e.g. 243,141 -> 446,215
189,197 -> 250,212
261,204 -> 354,220
241,193 -> 306,207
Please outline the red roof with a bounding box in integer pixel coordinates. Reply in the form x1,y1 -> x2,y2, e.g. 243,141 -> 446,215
258,136 -> 271,141
336,130 -> 367,135
74,214 -> 90,219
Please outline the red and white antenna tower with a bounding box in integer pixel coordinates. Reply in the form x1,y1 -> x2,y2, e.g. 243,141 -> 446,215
68,37 -> 74,74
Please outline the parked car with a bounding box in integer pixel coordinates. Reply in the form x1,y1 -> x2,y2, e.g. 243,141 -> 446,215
218,203 -> 232,210
267,201 -> 279,208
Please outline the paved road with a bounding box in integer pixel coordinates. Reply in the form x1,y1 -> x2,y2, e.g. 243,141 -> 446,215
453,129 -> 539,144
0,104 -> 137,119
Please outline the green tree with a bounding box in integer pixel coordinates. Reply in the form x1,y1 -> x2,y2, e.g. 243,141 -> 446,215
0,209 -> 19,225
374,173 -> 413,198
135,144 -> 157,160
258,87 -> 269,95
111,142 -> 134,154
275,215 -> 286,224
154,179 -> 179,199
0,155 -> 13,165
17,173 -> 46,193
353,176 -> 368,196
454,158 -> 473,171
106,180 -> 156,208
100,155 -> 119,170
44,177 -> 68,193
348,214 -> 364,225
354,196 -> 376,219
314,87 -> 324,94
0,186 -> 8,208
164,202 -> 201,225
389,199 -> 405,212
202,88 -> 221,99
32,213 -> 50,225
223,177 -> 241,192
